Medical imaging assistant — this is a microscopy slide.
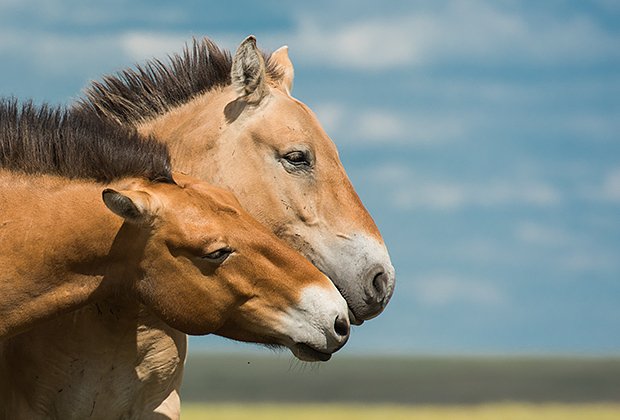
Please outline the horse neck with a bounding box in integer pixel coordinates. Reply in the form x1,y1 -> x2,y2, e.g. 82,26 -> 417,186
136,89 -> 230,176
0,174 -> 138,339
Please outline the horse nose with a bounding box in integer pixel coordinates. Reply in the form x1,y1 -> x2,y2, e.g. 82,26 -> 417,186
372,271 -> 389,300
329,313 -> 350,350
364,264 -> 395,314
334,314 -> 350,338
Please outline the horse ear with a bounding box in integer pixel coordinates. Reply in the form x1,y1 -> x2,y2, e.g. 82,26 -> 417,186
231,36 -> 267,103
102,189 -> 154,225
269,46 -> 294,95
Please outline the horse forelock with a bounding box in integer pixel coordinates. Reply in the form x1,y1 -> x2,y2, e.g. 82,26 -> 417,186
77,37 -> 282,125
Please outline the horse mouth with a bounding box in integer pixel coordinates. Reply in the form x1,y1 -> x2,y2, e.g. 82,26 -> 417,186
330,283 -> 365,326
291,343 -> 332,362
348,307 -> 365,326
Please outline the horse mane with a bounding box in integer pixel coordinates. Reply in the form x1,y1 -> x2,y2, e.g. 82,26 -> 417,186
0,98 -> 174,183
77,37 -> 281,125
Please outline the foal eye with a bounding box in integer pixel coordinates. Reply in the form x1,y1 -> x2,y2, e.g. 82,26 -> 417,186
202,247 -> 233,264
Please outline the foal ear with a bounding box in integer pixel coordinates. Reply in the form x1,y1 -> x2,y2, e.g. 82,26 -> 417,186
269,45 -> 294,95
231,35 -> 267,104
102,189 -> 153,225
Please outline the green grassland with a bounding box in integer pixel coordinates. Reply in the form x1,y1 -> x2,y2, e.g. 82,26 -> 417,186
181,353 -> 620,404
181,403 -> 620,420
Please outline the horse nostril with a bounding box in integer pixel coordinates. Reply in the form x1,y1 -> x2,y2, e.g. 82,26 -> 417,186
334,315 -> 349,338
372,271 -> 387,299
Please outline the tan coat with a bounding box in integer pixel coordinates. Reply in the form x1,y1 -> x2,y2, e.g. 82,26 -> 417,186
0,171 -> 348,418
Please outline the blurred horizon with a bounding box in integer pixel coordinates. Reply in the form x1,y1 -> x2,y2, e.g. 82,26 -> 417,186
1,1 -> 618,356
179,353 -> 620,404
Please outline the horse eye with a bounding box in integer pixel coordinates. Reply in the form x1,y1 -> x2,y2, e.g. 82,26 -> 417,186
282,150 -> 312,170
202,247 -> 233,264
284,151 -> 307,164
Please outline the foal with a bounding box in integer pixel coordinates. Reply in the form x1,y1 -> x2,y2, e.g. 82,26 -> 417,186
0,101 -> 349,418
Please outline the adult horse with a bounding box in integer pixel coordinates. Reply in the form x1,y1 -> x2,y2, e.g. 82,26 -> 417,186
0,100 -> 349,418
2,36 -> 396,418
81,36 -> 396,321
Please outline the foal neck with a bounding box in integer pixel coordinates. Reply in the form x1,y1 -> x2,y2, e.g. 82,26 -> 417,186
0,174 -> 142,339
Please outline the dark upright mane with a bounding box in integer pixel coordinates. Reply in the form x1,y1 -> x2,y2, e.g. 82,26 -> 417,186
0,99 -> 173,183
77,37 -> 281,125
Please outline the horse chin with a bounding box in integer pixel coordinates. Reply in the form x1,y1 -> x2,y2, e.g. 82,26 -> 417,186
348,308 -> 365,326
290,343 -> 332,362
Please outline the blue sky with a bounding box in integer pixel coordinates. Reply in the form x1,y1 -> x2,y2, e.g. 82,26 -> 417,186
1,1 -> 618,355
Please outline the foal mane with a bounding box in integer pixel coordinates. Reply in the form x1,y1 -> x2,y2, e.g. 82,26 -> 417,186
77,37 -> 281,125
0,99 -> 173,183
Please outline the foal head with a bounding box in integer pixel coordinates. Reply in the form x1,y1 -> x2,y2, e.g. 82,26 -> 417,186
103,173 -> 350,361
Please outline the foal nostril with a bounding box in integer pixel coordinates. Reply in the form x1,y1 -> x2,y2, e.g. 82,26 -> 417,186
334,315 -> 349,338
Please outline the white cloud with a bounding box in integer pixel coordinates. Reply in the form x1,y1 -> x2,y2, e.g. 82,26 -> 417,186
287,17 -> 424,70
120,32 -> 191,62
451,237 -> 516,265
593,0 -> 620,12
515,222 -> 575,246
0,1 -> 188,26
0,29 -> 197,81
558,251 -> 619,272
355,110 -> 408,141
564,114 -> 620,142
280,1 -> 619,71
411,273 -> 505,307
601,168 -> 620,202
392,181 -> 466,211
311,103 -> 346,136
313,103 -> 474,145
513,220 -> 620,273
0,29 -> 126,77
373,164 -> 562,211
580,167 -> 620,203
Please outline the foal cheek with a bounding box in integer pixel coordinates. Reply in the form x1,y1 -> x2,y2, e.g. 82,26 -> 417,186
177,275 -> 250,335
